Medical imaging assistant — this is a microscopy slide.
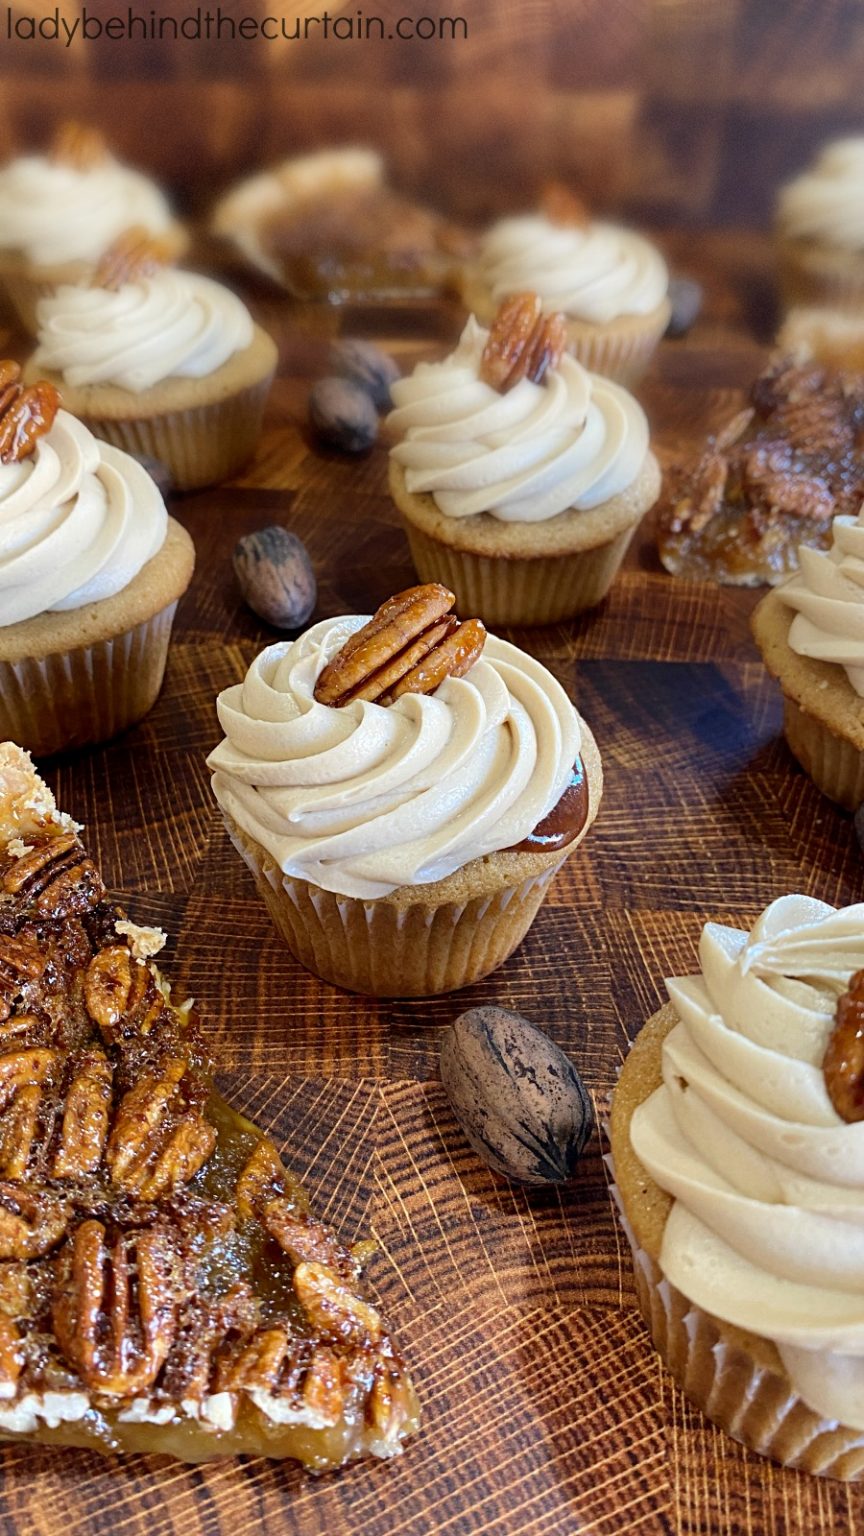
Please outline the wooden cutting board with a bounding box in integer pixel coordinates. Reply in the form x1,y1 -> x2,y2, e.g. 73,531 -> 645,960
4,230 -> 861,1536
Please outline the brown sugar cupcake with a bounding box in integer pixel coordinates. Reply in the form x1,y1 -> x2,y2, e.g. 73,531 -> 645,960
610,894 -> 864,1479
387,293 -> 660,625
0,363 -> 194,756
752,511 -> 864,809
458,186 -> 670,385
0,122 -> 186,336
25,229 -> 277,491
208,584 -> 602,997
776,139 -> 864,314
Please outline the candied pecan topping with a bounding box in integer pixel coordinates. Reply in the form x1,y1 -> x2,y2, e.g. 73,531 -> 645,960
235,1138 -> 288,1221
53,1219 -> 179,1394
540,180 -> 591,229
0,369 -> 60,465
657,358 -> 864,586
313,584 -> 486,708
0,934 -> 47,1023
294,1261 -> 382,1349
479,292 -> 567,393
52,1048 -> 113,1178
263,1200 -> 361,1283
2,832 -> 103,919
106,1056 -> 216,1199
215,1323 -> 348,1426
824,969 -> 864,1123
0,1314 -> 22,1395
161,1283 -> 259,1401
51,121 -> 109,171
0,1182 -> 70,1260
94,226 -> 173,291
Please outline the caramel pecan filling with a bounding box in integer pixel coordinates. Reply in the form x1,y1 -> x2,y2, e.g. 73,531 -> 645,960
479,292 -> 568,393
823,969 -> 864,1123
313,584 -> 486,708
0,362 -> 60,465
94,226 -> 174,291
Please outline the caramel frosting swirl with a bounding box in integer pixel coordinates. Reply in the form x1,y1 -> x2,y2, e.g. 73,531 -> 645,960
778,514 -> 864,695
33,271 -> 255,392
0,410 -> 166,626
388,317 -> 648,522
477,214 -> 668,324
778,139 -> 864,251
0,153 -> 173,268
208,617 -> 581,900
630,895 -> 864,1432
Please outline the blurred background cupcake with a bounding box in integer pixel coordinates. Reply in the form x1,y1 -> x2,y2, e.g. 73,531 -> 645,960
776,138 -> 864,314
0,121 -> 187,335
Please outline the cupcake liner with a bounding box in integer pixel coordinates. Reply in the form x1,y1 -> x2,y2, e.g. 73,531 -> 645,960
610,1179 -> 864,1480
403,520 -> 636,626
222,811 -> 565,997
0,269 -> 58,337
0,603 -> 178,758
564,304 -> 670,386
781,695 -> 864,811
79,373 -> 273,491
777,241 -> 864,315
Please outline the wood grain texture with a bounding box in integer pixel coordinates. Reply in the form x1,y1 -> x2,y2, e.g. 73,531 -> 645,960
3,228 -> 864,1535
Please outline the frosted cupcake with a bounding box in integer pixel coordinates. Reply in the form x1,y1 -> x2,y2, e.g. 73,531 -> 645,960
458,188 -> 670,384
752,512 -> 864,809
208,583 -> 602,997
777,139 -> 864,313
0,362 -> 194,756
0,122 -> 186,335
610,894 -> 864,1479
25,229 -> 277,490
388,294 -> 660,625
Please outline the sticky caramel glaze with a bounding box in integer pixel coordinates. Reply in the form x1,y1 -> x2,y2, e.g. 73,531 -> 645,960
509,760 -> 588,854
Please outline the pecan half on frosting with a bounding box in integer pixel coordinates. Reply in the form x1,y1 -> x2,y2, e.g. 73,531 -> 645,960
94,226 -> 174,291
540,180 -> 591,229
479,292 -> 568,393
824,969 -> 864,1123
51,120 -> 109,171
313,584 -> 486,708
0,363 -> 60,465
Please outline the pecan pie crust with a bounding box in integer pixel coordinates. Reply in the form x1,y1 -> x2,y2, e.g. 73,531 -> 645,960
0,743 -> 418,1467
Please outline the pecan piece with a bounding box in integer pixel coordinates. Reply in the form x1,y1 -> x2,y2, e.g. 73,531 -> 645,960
367,1352 -> 414,1444
263,1199 -> 361,1283
106,1056 -> 216,1198
215,1325 -> 347,1427
824,970 -> 864,1122
0,380 -> 61,464
2,833 -> 104,919
540,180 -> 591,229
313,584 -> 486,708
293,1261 -> 381,1349
235,1138 -> 288,1222
51,121 -> 109,170
53,1219 -> 178,1395
0,1182 -> 69,1259
0,933 -> 47,1022
0,1046 -> 58,1178
0,1315 -> 22,1397
94,226 -> 173,291
161,1283 -> 259,1401
480,292 -> 567,392
53,1048 -> 113,1178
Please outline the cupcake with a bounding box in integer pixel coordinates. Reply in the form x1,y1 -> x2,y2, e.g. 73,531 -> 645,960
777,139 -> 864,313
609,894 -> 864,1479
0,122 -> 186,336
208,582 -> 603,997
776,305 -> 864,370
24,229 -> 277,491
458,186 -> 670,385
387,294 -> 660,626
752,511 -> 864,809
0,362 -> 194,756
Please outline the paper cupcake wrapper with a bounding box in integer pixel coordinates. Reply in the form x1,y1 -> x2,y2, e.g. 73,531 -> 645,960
0,270 -> 59,337
80,373 -> 273,491
402,520 -> 636,626
0,603 -> 178,758
609,1177 -> 864,1480
564,306 -> 670,386
782,696 -> 864,812
222,811 -> 564,997
777,243 -> 864,316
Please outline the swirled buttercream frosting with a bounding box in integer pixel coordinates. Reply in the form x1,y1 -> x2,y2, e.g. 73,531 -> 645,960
0,410 -> 166,626
776,514 -> 864,695
477,215 -> 668,325
33,271 -> 255,392
208,618 -> 581,899
630,894 -> 864,1431
778,139 -> 864,251
0,153 -> 173,268
388,317 -> 649,522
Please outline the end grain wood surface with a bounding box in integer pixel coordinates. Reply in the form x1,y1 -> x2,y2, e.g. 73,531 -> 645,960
4,229 -> 861,1536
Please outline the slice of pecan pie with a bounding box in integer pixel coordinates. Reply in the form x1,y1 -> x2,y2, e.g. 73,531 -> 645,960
0,742 -> 418,1466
